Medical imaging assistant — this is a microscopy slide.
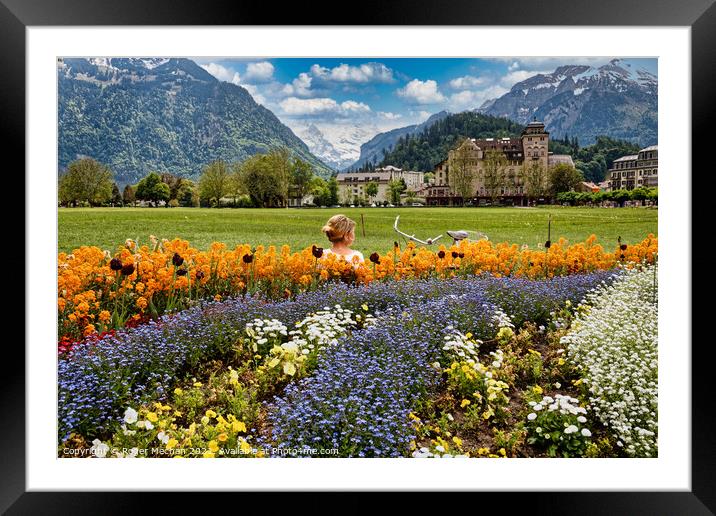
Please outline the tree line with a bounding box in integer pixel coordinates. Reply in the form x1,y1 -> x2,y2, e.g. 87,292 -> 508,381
556,187 -> 657,207
58,147 -> 342,208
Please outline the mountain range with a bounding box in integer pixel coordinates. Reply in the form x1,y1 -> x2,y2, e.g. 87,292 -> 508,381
476,58 -> 657,147
342,59 -> 656,170
58,57 -> 333,185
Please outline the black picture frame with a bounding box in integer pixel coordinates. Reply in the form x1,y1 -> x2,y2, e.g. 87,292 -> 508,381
4,0 -> 708,512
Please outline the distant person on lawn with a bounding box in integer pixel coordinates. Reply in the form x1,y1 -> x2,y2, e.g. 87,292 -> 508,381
321,214 -> 364,267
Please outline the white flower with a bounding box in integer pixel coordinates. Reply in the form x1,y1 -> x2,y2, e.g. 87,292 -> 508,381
123,407 -> 138,425
564,425 -> 578,434
577,416 -> 587,423
581,428 -> 592,437
527,413 -> 537,421
157,431 -> 169,444
533,404 -> 543,411
435,445 -> 445,453
91,439 -> 110,458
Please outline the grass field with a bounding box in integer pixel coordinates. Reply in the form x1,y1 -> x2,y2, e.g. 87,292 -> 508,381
57,206 -> 658,254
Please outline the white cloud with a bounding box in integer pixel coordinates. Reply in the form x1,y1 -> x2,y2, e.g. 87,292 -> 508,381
200,63 -> 241,85
310,62 -> 395,83
244,61 -> 274,82
396,79 -> 446,104
499,69 -> 549,87
378,111 -> 402,120
340,100 -> 371,113
448,85 -> 509,111
279,97 -> 371,117
449,75 -> 487,90
282,72 -> 313,97
508,61 -> 520,72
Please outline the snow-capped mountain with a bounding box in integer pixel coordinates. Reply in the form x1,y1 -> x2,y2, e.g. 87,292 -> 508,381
477,59 -> 657,146
291,122 -> 382,171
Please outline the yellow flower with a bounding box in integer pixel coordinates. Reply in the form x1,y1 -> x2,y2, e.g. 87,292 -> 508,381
174,410 -> 182,417
452,436 -> 463,448
201,416 -> 210,425
202,451 -> 215,458
239,439 -> 252,454
217,433 -> 228,442
573,378 -> 583,386
232,420 -> 247,433
205,409 -> 217,419
208,440 -> 219,453
557,358 -> 566,366
146,412 -> 158,423
532,385 -> 543,395
460,399 -> 471,408
361,304 -> 369,311
166,438 -> 178,450
174,387 -> 183,395
193,382 -> 203,387
499,448 -> 507,457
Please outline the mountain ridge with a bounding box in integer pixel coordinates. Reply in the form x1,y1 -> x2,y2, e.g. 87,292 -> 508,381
58,57 -> 334,185
477,58 -> 657,147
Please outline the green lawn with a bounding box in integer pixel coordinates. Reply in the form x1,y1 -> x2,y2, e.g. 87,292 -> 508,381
57,206 -> 658,254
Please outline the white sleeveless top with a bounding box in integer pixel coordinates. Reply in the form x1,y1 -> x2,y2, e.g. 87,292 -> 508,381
322,248 -> 364,266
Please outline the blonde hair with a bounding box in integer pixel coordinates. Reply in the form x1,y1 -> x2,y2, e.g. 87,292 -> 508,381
321,214 -> 356,243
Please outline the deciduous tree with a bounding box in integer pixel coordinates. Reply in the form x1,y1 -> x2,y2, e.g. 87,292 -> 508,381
58,158 -> 114,207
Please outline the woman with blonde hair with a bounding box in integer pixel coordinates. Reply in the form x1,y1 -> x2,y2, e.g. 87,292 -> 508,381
320,214 -> 364,266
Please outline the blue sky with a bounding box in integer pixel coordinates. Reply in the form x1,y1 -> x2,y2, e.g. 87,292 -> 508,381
192,56 -> 657,149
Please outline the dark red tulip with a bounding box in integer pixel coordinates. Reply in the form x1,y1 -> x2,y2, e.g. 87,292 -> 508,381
312,245 -> 324,258
545,240 -> 551,249
242,253 -> 254,264
369,252 -> 380,264
438,250 -> 446,259
196,270 -> 205,280
452,251 -> 458,259
458,253 -> 464,259
121,263 -> 135,276
109,257 -> 123,271
172,253 -> 184,267
620,244 -> 627,251
176,268 -> 188,276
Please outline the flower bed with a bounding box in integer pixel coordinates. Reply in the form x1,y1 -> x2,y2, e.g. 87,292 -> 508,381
58,235 -> 657,343
59,270 -> 624,453
560,264 -> 658,457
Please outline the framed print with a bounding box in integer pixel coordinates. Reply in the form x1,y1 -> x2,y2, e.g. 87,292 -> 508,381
4,0 -> 711,511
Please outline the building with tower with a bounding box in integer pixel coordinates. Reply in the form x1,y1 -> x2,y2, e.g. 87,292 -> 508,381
426,120 -> 573,206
